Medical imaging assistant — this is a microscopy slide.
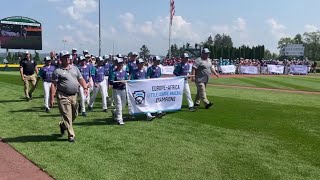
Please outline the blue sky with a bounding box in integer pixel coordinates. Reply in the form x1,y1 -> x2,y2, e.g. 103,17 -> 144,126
1,0 -> 319,55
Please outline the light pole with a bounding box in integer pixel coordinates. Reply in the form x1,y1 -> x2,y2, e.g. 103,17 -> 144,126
98,0 -> 101,56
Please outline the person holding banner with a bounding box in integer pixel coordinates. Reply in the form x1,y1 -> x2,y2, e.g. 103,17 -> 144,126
110,58 -> 129,125
147,56 -> 166,118
173,53 -> 196,112
131,58 -> 156,121
192,48 -> 219,109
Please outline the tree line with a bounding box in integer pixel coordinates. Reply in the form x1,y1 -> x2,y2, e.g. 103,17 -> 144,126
278,32 -> 320,60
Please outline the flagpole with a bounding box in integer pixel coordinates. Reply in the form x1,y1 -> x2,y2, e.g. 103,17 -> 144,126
168,0 -> 172,59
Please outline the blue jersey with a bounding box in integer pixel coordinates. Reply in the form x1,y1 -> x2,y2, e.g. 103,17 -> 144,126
126,61 -> 138,75
104,63 -> 112,76
131,69 -> 147,80
147,65 -> 162,78
39,65 -> 56,82
92,66 -> 107,83
173,63 -> 191,76
79,65 -> 91,83
110,69 -> 128,90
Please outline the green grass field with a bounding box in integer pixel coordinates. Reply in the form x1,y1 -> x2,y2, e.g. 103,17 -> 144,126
1,72 -> 320,180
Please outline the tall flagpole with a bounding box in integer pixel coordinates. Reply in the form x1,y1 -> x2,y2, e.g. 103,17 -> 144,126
99,0 -> 101,56
168,0 -> 172,59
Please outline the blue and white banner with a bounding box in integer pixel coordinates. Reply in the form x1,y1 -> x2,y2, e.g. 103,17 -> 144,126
267,65 -> 284,74
126,77 -> 185,115
220,65 -> 236,74
240,66 -> 259,74
289,65 -> 308,75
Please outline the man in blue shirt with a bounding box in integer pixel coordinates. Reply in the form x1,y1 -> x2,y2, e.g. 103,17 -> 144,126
173,53 -> 196,112
110,58 -> 128,125
39,56 -> 56,113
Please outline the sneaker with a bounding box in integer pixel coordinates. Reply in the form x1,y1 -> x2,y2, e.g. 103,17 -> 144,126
26,97 -> 30,101
118,121 -> 125,125
82,112 -> 87,117
103,109 -> 108,113
147,116 -> 156,121
205,102 -> 213,109
69,137 -> 75,143
194,103 -> 200,107
128,115 -> 135,120
157,112 -> 166,118
45,108 -> 50,113
59,122 -> 65,136
88,106 -> 93,111
189,107 -> 196,112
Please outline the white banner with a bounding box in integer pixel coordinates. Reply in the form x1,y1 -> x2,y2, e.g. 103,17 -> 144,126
289,65 -> 308,75
126,77 -> 185,115
160,65 -> 175,75
284,44 -> 304,56
267,65 -> 284,74
240,66 -> 259,74
220,65 -> 236,74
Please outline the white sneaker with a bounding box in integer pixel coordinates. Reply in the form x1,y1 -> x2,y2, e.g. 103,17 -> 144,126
118,121 -> 125,125
147,116 -> 156,121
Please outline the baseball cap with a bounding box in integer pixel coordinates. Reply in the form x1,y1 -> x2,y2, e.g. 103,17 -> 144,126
83,50 -> 88,53
79,56 -> 86,61
116,54 -> 123,58
72,48 -> 77,51
96,56 -> 104,62
60,50 -> 70,58
181,53 -> 189,58
24,50 -> 29,54
44,56 -> 51,61
116,58 -> 124,64
136,58 -> 144,64
85,54 -> 91,58
131,52 -> 138,56
202,48 -> 210,54
153,56 -> 161,61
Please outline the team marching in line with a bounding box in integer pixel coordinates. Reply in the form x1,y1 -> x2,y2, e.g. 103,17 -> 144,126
19,48 -> 219,142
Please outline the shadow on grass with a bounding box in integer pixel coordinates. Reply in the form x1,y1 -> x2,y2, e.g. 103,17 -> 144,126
0,99 -> 27,103
3,134 -> 66,143
9,107 -> 46,113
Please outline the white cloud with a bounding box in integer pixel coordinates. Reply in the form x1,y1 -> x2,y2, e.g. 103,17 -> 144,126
119,12 -> 136,33
266,18 -> 287,39
233,18 -> 247,32
65,0 -> 97,20
304,24 -> 319,32
58,24 -> 75,31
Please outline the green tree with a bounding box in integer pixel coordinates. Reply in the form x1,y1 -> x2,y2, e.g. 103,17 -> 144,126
303,31 -> 320,60
7,52 -> 13,64
293,34 -> 303,44
139,45 -> 150,59
34,52 -> 41,63
278,37 -> 293,55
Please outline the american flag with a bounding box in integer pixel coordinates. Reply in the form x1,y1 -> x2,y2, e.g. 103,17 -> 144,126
170,0 -> 175,25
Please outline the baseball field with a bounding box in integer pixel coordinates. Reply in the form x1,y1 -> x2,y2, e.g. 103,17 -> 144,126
0,71 -> 320,179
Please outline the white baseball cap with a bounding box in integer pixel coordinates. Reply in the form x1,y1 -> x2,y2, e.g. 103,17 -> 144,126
136,58 -> 144,64
45,56 -> 51,61
72,48 -> 77,51
79,56 -> 86,61
131,52 -> 138,56
116,58 -> 124,63
153,56 -> 161,61
60,50 -> 70,57
202,48 -> 210,54
24,50 -> 29,54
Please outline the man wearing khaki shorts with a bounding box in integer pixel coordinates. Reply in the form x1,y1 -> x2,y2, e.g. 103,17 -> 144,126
50,50 -> 88,143
192,48 -> 219,109
19,50 -> 38,101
